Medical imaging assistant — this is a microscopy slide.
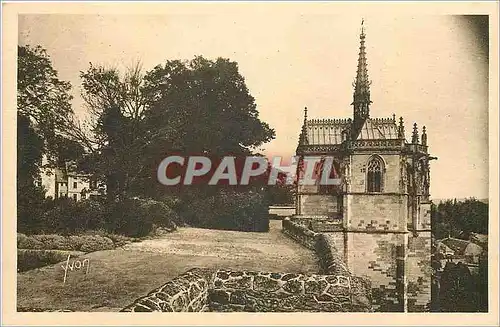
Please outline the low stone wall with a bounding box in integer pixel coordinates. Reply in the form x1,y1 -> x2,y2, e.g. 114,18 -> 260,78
121,268 -> 372,312
281,217 -> 318,250
120,268 -> 214,312
315,233 -> 349,276
281,217 -> 373,310
210,270 -> 371,312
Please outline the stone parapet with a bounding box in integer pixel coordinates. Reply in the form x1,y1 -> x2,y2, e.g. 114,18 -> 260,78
281,217 -> 319,250
210,270 -> 371,312
120,268 -> 214,312
121,268 -> 372,312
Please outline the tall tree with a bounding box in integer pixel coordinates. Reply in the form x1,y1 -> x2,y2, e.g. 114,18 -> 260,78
142,57 -> 274,156
78,63 -> 157,200
17,45 -> 81,164
17,45 -> 79,230
79,57 -> 275,200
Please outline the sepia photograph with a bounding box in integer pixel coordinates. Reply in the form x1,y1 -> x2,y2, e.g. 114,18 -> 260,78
2,1 -> 499,326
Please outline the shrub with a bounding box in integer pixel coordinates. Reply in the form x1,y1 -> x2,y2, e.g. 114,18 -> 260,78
68,235 -> 86,251
108,198 -> 154,237
17,233 -> 43,250
35,197 -> 107,235
179,189 -> 270,232
31,234 -> 73,250
17,185 -> 51,234
20,193 -> 178,238
138,199 -> 178,230
18,233 -> 117,253
17,249 -> 84,272
79,235 -> 114,252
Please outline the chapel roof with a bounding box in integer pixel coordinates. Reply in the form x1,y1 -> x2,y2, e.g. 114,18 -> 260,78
304,116 -> 399,145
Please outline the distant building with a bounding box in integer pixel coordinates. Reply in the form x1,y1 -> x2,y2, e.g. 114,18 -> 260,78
40,158 -> 105,201
436,242 -> 455,258
268,205 -> 296,219
438,237 -> 484,264
469,233 -> 488,250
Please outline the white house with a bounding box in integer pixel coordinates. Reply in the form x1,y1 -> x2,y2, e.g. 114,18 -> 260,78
40,158 -> 105,201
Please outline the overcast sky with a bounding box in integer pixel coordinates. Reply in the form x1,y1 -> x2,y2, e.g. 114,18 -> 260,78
18,13 -> 489,200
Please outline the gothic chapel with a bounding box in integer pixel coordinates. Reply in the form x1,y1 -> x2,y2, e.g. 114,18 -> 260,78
294,22 -> 435,312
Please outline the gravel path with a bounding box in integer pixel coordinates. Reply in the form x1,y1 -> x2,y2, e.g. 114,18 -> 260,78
17,220 -> 318,312
124,220 -> 316,261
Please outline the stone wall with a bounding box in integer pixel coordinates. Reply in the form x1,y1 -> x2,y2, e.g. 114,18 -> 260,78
121,268 -> 373,312
347,194 -> 408,232
406,232 -> 432,311
120,268 -> 213,312
298,194 -> 339,216
315,233 -> 349,276
210,270 -> 371,312
345,232 -> 405,312
121,219 -> 374,313
281,217 -> 319,250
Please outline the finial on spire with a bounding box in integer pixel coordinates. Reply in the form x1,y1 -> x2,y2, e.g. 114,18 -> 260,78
298,107 -> 309,146
392,113 -> 396,122
412,123 -> 419,144
398,117 -> 405,139
421,126 -> 427,146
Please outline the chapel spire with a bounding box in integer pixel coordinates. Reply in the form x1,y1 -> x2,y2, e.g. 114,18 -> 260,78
352,19 -> 372,122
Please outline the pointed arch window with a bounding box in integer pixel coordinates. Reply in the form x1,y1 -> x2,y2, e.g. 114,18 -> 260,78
367,156 -> 384,193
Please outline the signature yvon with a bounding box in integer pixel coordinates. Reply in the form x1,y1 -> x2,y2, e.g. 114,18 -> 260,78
61,254 -> 90,284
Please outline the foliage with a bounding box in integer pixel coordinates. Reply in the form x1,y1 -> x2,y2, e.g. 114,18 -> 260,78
40,198 -> 107,235
79,235 -> 114,252
178,189 -> 270,232
17,45 -> 81,165
19,46 -> 276,236
77,57 -> 275,202
17,45 -> 73,141
77,63 -> 154,200
437,260 -> 487,312
17,45 -> 87,233
17,249 -> 84,272
431,198 -> 488,240
18,233 -> 119,253
31,234 -> 74,250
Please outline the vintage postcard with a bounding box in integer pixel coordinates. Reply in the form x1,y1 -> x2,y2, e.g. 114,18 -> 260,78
2,1 -> 499,326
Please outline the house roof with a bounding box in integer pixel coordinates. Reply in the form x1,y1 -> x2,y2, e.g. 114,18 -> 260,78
440,237 -> 482,255
470,233 -> 488,245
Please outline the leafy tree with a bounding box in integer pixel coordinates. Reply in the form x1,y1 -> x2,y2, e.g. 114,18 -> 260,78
17,45 -> 82,231
431,198 -> 488,240
76,56 -> 275,230
17,45 -> 80,163
142,57 -> 274,156
78,63 -> 170,200
79,57 -> 275,202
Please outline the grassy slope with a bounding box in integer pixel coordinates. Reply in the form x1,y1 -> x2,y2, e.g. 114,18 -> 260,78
17,220 -> 318,311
